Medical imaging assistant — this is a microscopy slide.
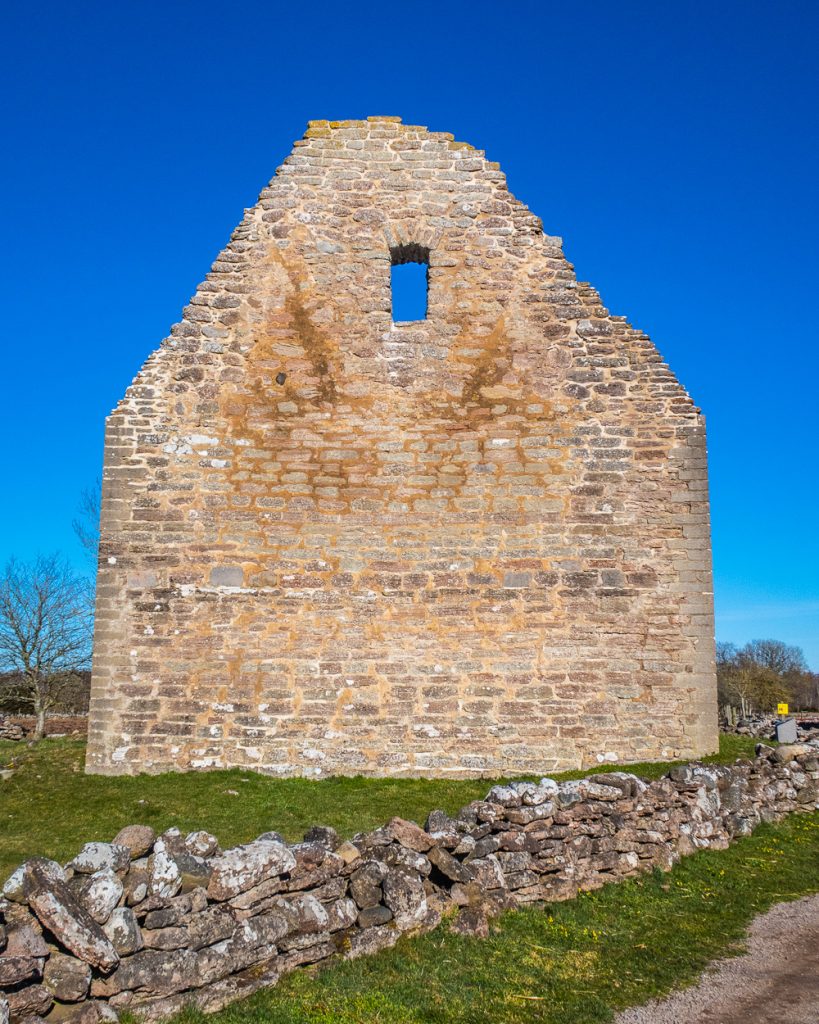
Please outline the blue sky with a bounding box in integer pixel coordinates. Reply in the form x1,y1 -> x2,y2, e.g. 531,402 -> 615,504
1,1 -> 817,666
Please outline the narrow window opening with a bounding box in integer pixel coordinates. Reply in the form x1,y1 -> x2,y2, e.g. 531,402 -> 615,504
390,244 -> 429,322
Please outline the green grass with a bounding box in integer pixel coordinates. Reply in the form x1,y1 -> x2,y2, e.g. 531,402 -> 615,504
0,734 -> 759,880
166,811 -> 819,1024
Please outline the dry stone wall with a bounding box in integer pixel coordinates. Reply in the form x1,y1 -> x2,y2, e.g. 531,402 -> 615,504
88,116 -> 717,777
3,744 -> 819,1024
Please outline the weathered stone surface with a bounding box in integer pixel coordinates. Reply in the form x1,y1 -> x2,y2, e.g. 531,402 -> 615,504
91,948 -> 197,998
356,905 -> 393,928
270,894 -> 328,936
773,743 -> 815,763
382,868 -> 427,928
85,117 -> 718,781
349,861 -> 387,909
385,818 -> 435,852
427,847 -> 473,883
24,865 -> 119,971
325,898 -> 357,932
147,841 -> 182,899
0,954 -> 41,986
5,982 -> 53,1018
3,859 -> 65,904
450,905 -> 489,938
102,908 -> 143,956
43,951 -> 92,1002
69,845 -> 130,876
207,841 -> 296,901
335,842 -> 360,866
141,926 -> 188,950
2,919 -> 49,959
186,905 -> 237,950
302,826 -> 340,851
122,865 -> 149,907
184,832 -> 220,859
345,922 -> 400,959
77,870 -> 123,924
46,999 -> 105,1024
111,826 -> 155,859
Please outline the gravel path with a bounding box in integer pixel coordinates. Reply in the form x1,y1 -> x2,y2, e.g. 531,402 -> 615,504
614,893 -> 819,1024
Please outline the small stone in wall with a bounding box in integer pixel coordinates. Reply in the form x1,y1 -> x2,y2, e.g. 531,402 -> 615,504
111,826 -> 156,859
382,868 -> 427,928
24,863 -> 119,972
147,840 -> 183,898
207,840 -> 296,900
77,869 -> 123,924
302,826 -> 340,851
356,905 -> 392,928
69,844 -> 130,876
43,950 -> 92,1002
0,955 -> 41,987
3,858 -> 66,904
102,907 -> 143,956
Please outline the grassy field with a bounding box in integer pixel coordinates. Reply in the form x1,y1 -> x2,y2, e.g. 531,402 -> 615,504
0,734 -> 758,880
168,811 -> 819,1024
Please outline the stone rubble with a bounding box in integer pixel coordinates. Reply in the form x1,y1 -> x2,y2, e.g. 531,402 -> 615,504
2,743 -> 818,1023
0,719 -> 24,743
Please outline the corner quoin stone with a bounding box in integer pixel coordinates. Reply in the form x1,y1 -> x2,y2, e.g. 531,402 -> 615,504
86,116 -> 718,778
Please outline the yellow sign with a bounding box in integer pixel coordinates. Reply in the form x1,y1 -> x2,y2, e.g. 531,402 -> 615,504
777,703 -> 789,717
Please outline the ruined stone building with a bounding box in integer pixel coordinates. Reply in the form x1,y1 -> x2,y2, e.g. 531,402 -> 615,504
86,117 -> 717,777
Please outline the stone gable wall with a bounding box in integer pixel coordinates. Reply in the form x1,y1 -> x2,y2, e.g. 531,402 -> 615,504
87,117 -> 717,777
2,744 -> 818,1024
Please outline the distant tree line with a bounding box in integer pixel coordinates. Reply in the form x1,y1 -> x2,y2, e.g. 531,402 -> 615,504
717,639 -> 818,718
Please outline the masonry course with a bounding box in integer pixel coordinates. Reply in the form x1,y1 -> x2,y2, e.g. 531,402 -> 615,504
86,117 -> 717,777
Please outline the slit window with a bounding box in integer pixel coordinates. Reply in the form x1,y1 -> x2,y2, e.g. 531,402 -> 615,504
390,244 -> 429,322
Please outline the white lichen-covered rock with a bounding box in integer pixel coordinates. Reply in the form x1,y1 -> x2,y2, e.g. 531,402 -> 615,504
207,840 -> 296,900
326,897 -> 358,931
185,831 -> 220,858
0,995 -> 8,1024
271,893 -> 329,935
484,784 -> 521,808
148,840 -> 183,898
3,858 -> 65,903
103,907 -> 143,955
24,864 -> 119,971
382,868 -> 427,928
556,780 -> 588,808
70,843 -> 130,875
584,781 -> 626,802
78,869 -> 123,924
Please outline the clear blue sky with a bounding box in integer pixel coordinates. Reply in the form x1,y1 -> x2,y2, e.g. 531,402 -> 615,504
1,1 -> 817,666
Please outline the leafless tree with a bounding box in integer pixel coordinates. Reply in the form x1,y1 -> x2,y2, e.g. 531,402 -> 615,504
717,637 -> 816,717
739,639 -> 808,677
72,479 -> 101,568
0,555 -> 93,740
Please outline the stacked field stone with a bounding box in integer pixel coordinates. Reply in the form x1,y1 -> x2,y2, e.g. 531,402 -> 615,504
2,744 -> 818,1024
0,720 -> 24,742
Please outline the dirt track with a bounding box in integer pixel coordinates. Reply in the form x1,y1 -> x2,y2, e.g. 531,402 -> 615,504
615,893 -> 819,1024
